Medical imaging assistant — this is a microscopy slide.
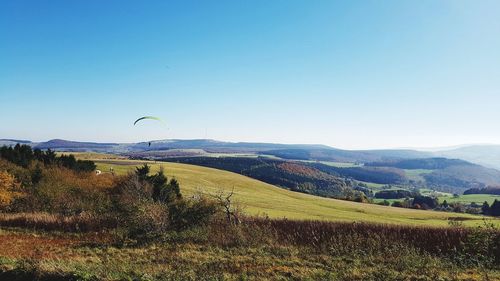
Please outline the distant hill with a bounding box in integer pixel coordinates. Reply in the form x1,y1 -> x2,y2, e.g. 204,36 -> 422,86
132,139 -> 342,153
34,139 -> 119,150
365,158 -> 473,170
263,148 -> 432,163
31,139 -> 129,154
464,186 -> 500,195
0,138 -> 432,163
435,145 -> 500,170
3,138 -> 500,172
161,156 -> 355,198
0,139 -> 34,146
367,158 -> 500,194
5,138 -> 499,196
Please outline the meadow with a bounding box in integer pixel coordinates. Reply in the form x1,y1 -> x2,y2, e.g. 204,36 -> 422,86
1,219 -> 499,281
81,154 -> 500,227
403,169 -> 433,182
438,194 -> 500,205
1,149 -> 499,280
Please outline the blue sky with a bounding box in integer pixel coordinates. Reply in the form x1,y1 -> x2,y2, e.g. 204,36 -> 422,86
1,0 -> 499,149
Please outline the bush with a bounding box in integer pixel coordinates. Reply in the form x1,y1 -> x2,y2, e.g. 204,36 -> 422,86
391,201 -> 404,208
168,195 -> 221,231
378,200 -> 391,206
125,201 -> 169,241
112,173 -> 221,238
412,195 -> 439,209
0,171 -> 24,210
24,168 -> 115,215
0,158 -> 34,187
455,222 -> 500,267
111,174 -> 169,240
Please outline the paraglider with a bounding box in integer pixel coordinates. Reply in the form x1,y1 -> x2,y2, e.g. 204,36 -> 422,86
133,116 -> 163,125
133,116 -> 165,149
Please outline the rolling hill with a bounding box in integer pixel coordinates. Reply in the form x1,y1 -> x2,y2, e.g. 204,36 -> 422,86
1,138 -> 432,162
161,156 -> 356,198
4,139 -> 500,170
435,145 -> 500,170
4,139 -> 500,195
366,158 -> 500,194
77,154 -> 498,227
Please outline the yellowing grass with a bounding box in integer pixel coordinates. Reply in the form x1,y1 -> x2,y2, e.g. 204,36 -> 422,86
87,156 -> 499,227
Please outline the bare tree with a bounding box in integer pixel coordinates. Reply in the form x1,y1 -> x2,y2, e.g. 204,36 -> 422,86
212,187 -> 242,224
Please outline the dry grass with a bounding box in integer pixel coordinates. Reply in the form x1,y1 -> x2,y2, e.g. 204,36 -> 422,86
0,223 -> 498,280
0,213 -> 116,232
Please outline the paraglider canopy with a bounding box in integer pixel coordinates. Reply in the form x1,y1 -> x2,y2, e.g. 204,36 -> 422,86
133,116 -> 163,125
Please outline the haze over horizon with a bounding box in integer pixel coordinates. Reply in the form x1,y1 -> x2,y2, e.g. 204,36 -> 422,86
3,136 -> 500,153
2,0 -> 500,149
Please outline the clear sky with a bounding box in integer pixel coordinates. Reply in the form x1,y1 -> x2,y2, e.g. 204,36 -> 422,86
1,0 -> 499,149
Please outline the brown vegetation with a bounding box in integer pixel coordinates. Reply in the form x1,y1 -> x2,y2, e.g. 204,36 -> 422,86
0,150 -> 499,280
0,171 -> 23,209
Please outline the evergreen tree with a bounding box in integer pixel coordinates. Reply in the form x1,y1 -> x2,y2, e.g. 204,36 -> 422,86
490,199 -> 500,216
135,164 -> 150,182
151,169 -> 168,201
42,149 -> 57,165
442,200 -> 448,208
481,201 -> 490,215
167,178 -> 182,200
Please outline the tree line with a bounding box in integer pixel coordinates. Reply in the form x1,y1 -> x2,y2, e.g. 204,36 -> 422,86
0,144 -> 96,172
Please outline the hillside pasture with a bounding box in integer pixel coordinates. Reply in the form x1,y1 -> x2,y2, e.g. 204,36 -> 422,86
80,154 -> 500,227
404,169 -> 433,182
438,194 -> 500,205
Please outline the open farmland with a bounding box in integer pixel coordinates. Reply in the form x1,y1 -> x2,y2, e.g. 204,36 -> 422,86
438,194 -> 500,205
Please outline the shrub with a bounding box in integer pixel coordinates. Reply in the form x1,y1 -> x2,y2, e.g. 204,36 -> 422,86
24,167 -> 115,214
353,193 -> 369,203
168,195 -> 221,231
378,200 -> 390,206
0,159 -> 34,187
112,173 -> 220,237
125,201 -> 169,241
0,171 -> 24,210
391,201 -> 404,208
111,174 -> 152,216
412,195 -> 439,209
491,199 -> 500,217
111,174 -> 169,240
455,221 -> 500,267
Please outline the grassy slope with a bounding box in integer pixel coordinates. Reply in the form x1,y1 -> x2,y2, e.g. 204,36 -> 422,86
404,169 -> 433,182
80,154 -> 500,227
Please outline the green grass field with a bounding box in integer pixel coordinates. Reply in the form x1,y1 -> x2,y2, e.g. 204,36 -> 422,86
315,161 -> 361,168
419,188 -> 452,198
357,181 -> 387,190
404,169 -> 433,182
438,194 -> 500,205
372,198 -> 403,204
76,153 -> 500,227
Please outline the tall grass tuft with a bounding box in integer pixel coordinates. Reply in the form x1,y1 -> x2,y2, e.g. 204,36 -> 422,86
0,212 -> 116,232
